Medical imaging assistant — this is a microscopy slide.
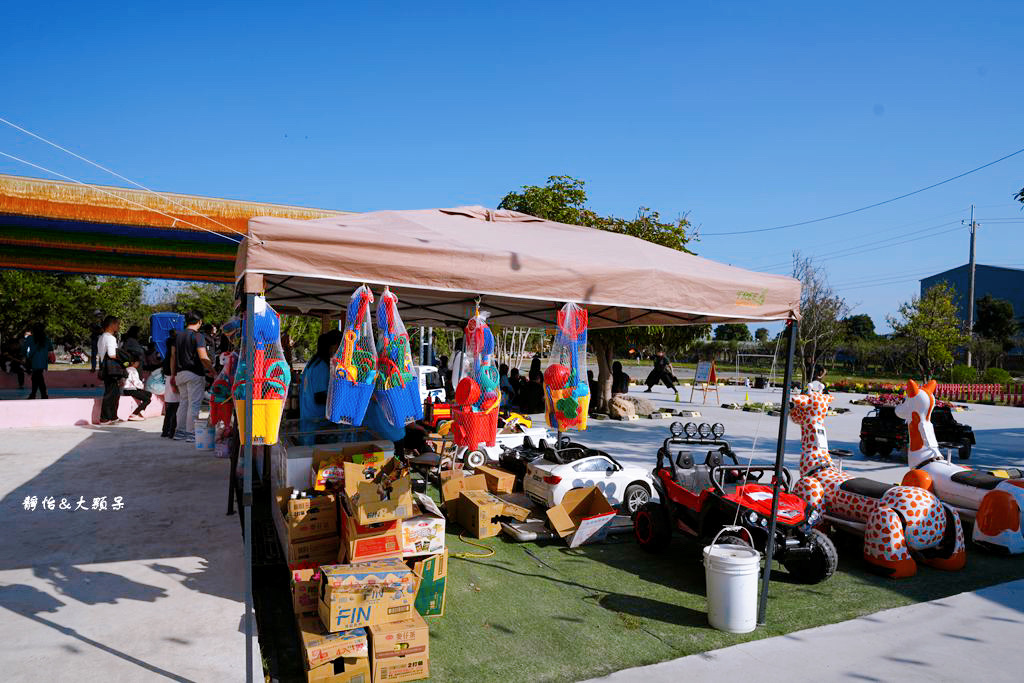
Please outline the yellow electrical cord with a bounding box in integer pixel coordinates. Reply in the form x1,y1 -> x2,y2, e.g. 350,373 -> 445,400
451,534 -> 495,559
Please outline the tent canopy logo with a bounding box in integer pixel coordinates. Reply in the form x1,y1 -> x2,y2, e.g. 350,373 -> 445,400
735,289 -> 766,307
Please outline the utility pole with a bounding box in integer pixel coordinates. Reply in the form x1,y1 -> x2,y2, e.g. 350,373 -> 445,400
965,204 -> 978,367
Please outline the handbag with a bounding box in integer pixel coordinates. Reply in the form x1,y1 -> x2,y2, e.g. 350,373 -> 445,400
102,357 -> 127,380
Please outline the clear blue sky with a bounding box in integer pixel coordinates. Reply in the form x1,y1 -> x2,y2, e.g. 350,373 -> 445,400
2,1 -> 1022,331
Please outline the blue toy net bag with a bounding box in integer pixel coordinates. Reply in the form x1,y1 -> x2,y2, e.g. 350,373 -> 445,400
232,296 -> 291,445
544,302 -> 589,431
327,285 -> 378,426
373,288 -> 423,428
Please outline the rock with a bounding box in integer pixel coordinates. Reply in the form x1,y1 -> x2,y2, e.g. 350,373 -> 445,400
623,395 -> 656,416
608,395 -> 637,421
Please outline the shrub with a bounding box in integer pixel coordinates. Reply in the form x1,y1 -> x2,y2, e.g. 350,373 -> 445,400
982,367 -> 1011,384
950,365 -> 977,384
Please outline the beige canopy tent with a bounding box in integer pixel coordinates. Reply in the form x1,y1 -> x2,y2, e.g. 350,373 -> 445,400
233,207 -> 802,679
235,206 -> 800,327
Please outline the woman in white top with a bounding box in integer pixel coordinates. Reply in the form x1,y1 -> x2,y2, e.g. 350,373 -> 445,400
122,358 -> 152,421
97,315 -> 123,424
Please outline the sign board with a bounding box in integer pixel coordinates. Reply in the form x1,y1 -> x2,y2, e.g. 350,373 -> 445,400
689,360 -> 720,405
694,361 -> 713,384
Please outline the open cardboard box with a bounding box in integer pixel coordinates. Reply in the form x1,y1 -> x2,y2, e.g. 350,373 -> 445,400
408,549 -> 447,618
311,443 -> 393,492
340,498 -> 403,564
545,486 -> 616,548
306,655 -> 370,683
401,493 -> 446,557
439,471 -> 487,521
273,488 -> 340,564
472,464 -> 516,494
290,563 -> 323,616
275,488 -> 339,543
344,459 -> 414,525
369,610 -> 430,683
297,615 -> 368,669
456,490 -> 532,538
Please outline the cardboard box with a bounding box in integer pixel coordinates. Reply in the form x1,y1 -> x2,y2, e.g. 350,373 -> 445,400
344,460 -> 415,525
312,444 -> 393,491
440,471 -> 487,521
318,559 -> 417,632
297,616 -> 369,669
545,486 -> 616,548
276,489 -> 339,543
408,550 -> 447,618
291,564 -> 323,616
401,493 -> 446,557
456,490 -> 506,539
473,464 -> 516,494
306,655 -> 371,683
369,611 -> 430,683
341,501 -> 403,564
288,535 -> 342,566
493,493 -> 532,522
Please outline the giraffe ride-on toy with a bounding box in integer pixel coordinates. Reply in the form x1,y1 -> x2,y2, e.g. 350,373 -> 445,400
790,392 -> 966,578
897,379 -> 1024,554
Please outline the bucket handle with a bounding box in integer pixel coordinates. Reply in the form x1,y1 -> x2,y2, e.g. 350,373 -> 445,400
708,525 -> 754,549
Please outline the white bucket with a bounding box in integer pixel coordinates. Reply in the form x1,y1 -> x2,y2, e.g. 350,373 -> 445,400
195,422 -> 215,451
703,528 -> 761,633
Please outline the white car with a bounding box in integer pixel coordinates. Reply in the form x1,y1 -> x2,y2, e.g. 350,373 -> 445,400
524,448 -> 655,514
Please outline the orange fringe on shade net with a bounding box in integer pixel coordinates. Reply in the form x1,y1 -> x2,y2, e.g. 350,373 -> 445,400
0,173 -> 347,233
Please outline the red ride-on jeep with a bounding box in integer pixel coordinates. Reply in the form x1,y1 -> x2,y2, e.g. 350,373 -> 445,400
634,421 -> 837,584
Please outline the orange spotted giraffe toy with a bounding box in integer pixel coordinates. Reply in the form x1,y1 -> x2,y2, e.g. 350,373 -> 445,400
790,391 -> 966,578
897,379 -> 1024,554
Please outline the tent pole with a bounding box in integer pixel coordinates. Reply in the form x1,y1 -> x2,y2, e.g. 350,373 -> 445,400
757,318 -> 798,625
243,292 -> 255,682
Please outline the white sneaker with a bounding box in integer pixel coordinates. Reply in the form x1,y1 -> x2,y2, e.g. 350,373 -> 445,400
127,414 -> 145,421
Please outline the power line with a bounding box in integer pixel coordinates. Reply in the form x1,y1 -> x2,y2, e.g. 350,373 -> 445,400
0,116 -> 248,238
0,150 -> 242,244
702,145 -> 1024,236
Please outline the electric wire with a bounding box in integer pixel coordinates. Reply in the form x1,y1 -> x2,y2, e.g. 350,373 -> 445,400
703,145 -> 1024,236
0,150 -> 242,244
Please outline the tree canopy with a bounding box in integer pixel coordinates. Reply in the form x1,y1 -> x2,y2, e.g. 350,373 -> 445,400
842,314 -> 876,340
973,294 -> 1017,351
754,327 -> 769,342
792,253 -> 849,384
714,323 -> 752,342
888,282 -> 967,379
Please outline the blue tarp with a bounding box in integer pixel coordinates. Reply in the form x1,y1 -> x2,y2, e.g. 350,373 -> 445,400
150,312 -> 184,360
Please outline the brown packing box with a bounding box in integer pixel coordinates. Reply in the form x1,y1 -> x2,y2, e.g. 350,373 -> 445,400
297,616 -> 369,669
400,493 -> 446,557
456,490 -> 505,538
318,559 -> 418,632
545,486 -> 617,548
343,460 -> 415,525
306,655 -> 371,683
288,535 -> 342,566
473,464 -> 517,493
369,611 -> 430,683
340,499 -> 404,564
494,493 -> 532,522
311,443 -> 393,492
290,564 -> 323,616
440,472 -> 487,521
408,550 -> 447,618
279,489 -> 339,543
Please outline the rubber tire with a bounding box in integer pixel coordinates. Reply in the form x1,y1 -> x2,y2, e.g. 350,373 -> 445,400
623,483 -> 651,516
958,443 -> 971,460
783,529 -> 838,584
634,502 -> 671,553
876,444 -> 893,459
859,439 -> 876,457
464,449 -> 487,469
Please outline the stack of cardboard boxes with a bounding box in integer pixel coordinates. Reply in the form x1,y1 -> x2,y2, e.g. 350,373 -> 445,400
278,441 -> 446,683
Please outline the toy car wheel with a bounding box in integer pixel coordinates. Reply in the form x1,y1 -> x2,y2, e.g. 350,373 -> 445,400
875,444 -> 893,459
623,483 -> 651,516
783,529 -> 837,584
859,439 -> 875,457
464,449 -> 487,469
958,443 -> 971,460
634,502 -> 671,553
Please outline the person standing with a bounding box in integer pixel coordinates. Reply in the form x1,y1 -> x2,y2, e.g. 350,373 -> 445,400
2,337 -> 26,389
160,329 -> 179,438
24,323 -> 53,400
644,349 -> 679,400
89,321 -> 101,372
172,312 -> 214,443
97,316 -> 124,424
299,330 -> 342,443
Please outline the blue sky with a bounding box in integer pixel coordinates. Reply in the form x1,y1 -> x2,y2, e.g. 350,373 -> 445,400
2,1 -> 1021,330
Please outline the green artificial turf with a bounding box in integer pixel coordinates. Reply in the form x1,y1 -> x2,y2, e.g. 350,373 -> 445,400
425,528 -> 1024,682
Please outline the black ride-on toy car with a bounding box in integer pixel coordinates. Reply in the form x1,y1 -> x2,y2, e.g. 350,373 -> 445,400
860,404 -> 975,460
634,421 -> 837,584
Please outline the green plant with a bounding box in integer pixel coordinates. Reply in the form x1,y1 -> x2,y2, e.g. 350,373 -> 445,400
950,365 -> 977,384
982,367 -> 1011,384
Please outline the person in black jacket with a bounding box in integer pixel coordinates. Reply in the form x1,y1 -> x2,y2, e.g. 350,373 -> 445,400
644,350 -> 679,399
612,361 -> 630,395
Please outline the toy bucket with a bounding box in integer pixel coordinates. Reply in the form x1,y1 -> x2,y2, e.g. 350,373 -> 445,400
195,421 -> 215,451
375,382 -> 423,428
545,387 -> 590,431
453,407 -> 499,450
327,380 -> 374,426
702,527 -> 760,633
234,398 -> 284,445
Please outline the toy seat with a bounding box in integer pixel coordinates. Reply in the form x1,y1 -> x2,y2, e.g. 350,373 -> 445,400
674,451 -> 709,492
950,470 -> 1003,490
839,477 -> 894,499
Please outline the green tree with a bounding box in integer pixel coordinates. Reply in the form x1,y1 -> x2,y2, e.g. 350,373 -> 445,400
0,271 -> 145,346
499,175 -> 702,411
888,282 -> 968,379
754,327 -> 769,342
842,314 -> 876,340
792,253 -> 849,384
973,294 -> 1017,351
171,283 -> 236,326
714,323 -> 752,341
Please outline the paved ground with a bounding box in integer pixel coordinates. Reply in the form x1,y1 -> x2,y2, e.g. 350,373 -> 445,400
583,578 -> 1024,683
0,417 -> 256,682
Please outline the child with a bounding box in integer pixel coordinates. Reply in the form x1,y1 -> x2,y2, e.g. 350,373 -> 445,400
161,329 -> 180,437
122,359 -> 153,421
